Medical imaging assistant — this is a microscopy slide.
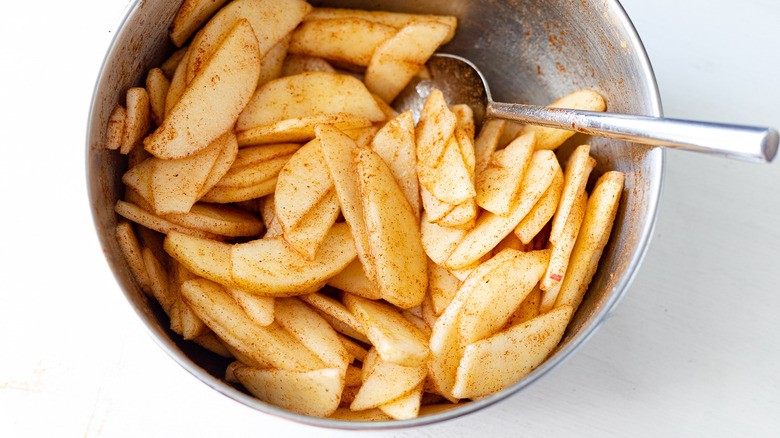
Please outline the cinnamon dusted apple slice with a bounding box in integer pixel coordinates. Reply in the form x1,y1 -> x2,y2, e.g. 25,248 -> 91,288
180,278 -> 326,371
186,0 -> 311,83
344,294 -> 429,367
370,111 -> 419,217
231,222 -> 357,295
445,150 -> 560,270
234,365 -> 344,418
237,72 -> 386,132
274,139 -> 334,233
356,147 -> 427,309
168,0 -> 230,48
144,19 -> 260,159
288,18 -> 397,66
452,305 -> 574,399
150,131 -> 232,215
364,21 -> 453,103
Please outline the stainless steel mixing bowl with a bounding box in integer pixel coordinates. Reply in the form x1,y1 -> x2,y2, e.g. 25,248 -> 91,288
86,0 -> 663,429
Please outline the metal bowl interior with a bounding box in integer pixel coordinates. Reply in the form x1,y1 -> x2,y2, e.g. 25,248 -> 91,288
86,0 -> 663,429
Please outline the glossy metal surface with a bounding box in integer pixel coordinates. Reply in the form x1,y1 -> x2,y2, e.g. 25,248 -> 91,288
86,0 -> 664,429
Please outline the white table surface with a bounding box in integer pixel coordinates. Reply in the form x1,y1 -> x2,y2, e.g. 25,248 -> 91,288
1,0 -> 778,436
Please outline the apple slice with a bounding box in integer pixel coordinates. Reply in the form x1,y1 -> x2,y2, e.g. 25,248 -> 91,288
365,21 -> 452,102
105,104 -> 126,150
350,353 -> 427,411
150,131 -> 228,215
420,211 -> 466,267
186,0 -> 311,83
474,119 -> 507,178
145,68 -> 170,126
161,203 -> 264,238
144,19 -> 261,159
275,139 -> 334,233
550,145 -> 596,245
316,125 -> 377,286
428,260 -> 460,316
415,89 -> 456,168
356,147 -> 427,309
326,259 -> 381,300
237,72 -> 386,131
237,113 -> 372,146
457,249 -> 551,345
121,87 -> 151,154
235,366 -> 344,418
288,18 -> 397,66
231,222 -> 357,295
417,135 -> 475,206
379,383 -> 424,420
555,171 -> 625,312
168,0 -> 230,47
475,132 -> 535,216
344,294 -> 429,367
519,89 -> 606,150
256,33 -> 291,88
200,178 -> 278,204
452,305 -> 573,399
514,166 -> 564,244
298,292 -> 369,344
304,8 -> 458,43
283,189 -> 341,260
275,297 -> 351,372
226,287 -> 274,326
445,150 -> 560,270
180,278 -> 326,370
370,111 -> 419,217
282,54 -> 336,76
164,230 -> 235,288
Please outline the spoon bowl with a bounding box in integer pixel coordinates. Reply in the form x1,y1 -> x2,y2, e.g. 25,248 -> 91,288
395,54 -> 778,163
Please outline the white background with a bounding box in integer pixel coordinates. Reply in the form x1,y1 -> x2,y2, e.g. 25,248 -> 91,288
1,0 -> 778,436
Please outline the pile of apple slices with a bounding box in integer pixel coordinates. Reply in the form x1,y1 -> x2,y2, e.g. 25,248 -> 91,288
106,0 -> 622,421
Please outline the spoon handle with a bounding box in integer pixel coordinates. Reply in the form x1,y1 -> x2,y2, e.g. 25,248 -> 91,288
487,103 -> 778,163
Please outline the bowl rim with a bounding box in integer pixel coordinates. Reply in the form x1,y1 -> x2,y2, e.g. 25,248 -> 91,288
86,0 -> 665,430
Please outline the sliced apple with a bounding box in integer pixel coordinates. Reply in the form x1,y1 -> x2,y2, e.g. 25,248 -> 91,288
514,166 -> 564,244
274,139 -> 334,233
169,0 -> 231,47
344,294 -> 429,367
550,145 -> 596,245
237,113 -> 372,146
316,125 -> 377,286
364,21 -> 452,103
519,89 -> 606,150
226,286 -> 274,326
237,72 -> 385,131
305,8 -> 458,43
475,132 -> 535,216
350,353 -> 427,411
474,119 -> 507,178
420,211 -> 467,267
298,292 -> 369,344
186,0 -> 311,83
144,19 -> 261,159
428,260 -> 460,316
555,171 -> 624,312
164,230 -> 235,287
282,54 -> 336,76
181,278 -> 325,370
326,259 -> 381,300
370,111 -> 419,217
445,150 -> 560,270
115,201 -> 221,240
356,147 -> 427,309
288,18 -> 397,66
458,249 -> 551,345
231,222 -> 356,295
199,178 -> 278,204
105,104 -> 126,150
162,203 -> 264,238
235,366 -> 344,417
452,305 -> 573,399
417,135 -> 475,206
415,89 -> 456,168
283,189 -> 341,260
275,297 -> 350,372
540,190 -> 587,310
115,222 -> 150,293
120,87 -> 151,154
256,33 -> 291,88
145,67 -> 170,126
150,131 -> 228,214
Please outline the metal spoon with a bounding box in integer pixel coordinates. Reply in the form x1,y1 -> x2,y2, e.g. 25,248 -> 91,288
393,54 -> 778,163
